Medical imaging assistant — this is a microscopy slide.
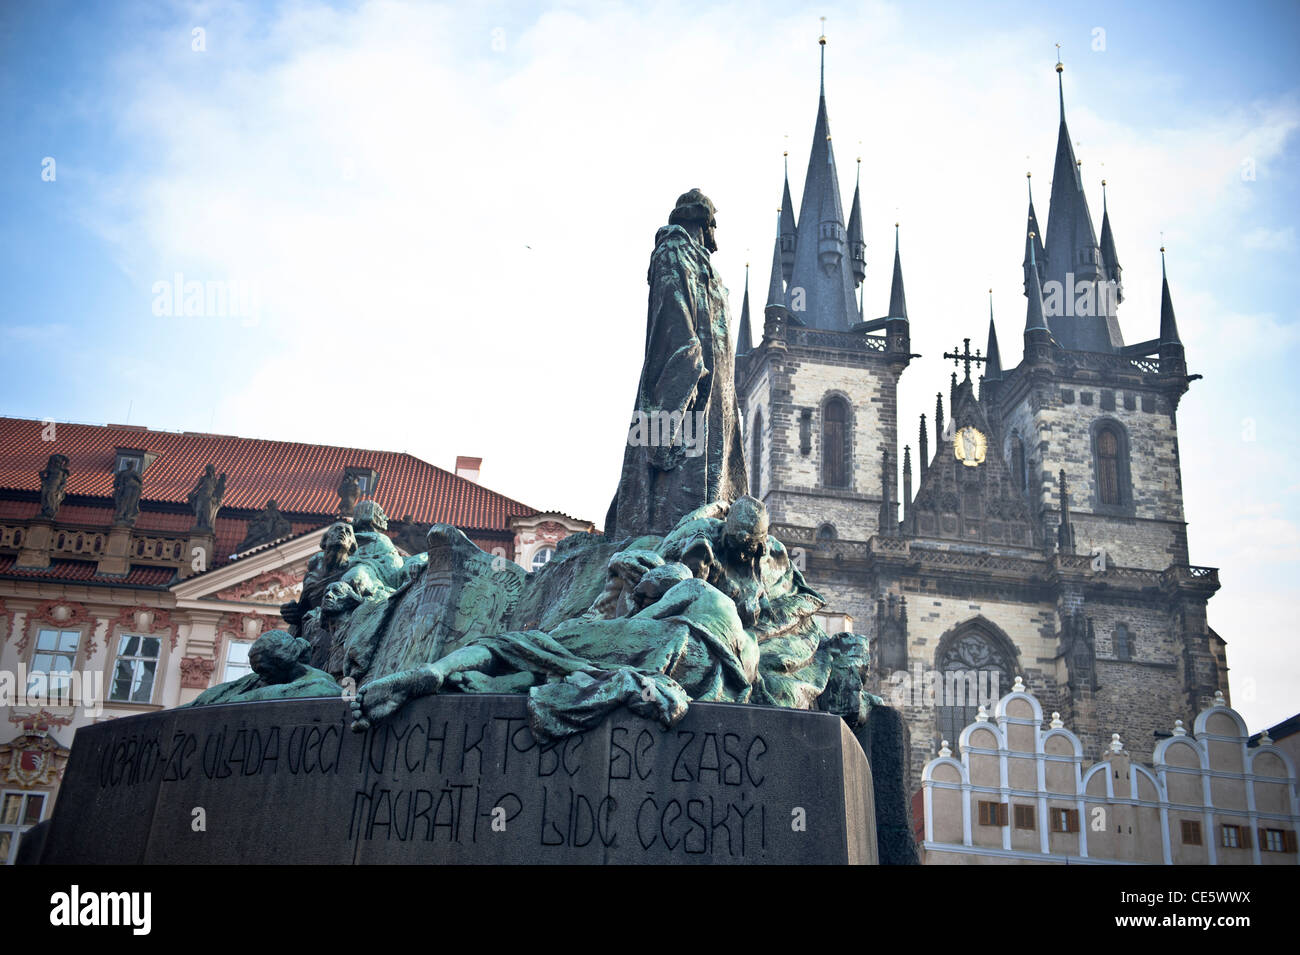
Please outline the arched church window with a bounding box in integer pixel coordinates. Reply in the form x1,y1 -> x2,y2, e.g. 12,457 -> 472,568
816,523 -> 837,541
1011,435 -> 1026,492
822,397 -> 850,488
1114,623 -> 1131,661
1097,425 -> 1122,506
751,410 -> 763,496
935,626 -> 1015,751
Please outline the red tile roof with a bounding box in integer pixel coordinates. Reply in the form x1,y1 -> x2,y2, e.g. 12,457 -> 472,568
0,418 -> 539,539
0,556 -> 176,588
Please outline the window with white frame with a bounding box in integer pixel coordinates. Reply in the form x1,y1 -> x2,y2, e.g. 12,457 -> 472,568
109,633 -> 162,703
224,640 -> 253,683
531,547 -> 555,572
28,628 -> 81,699
0,790 -> 47,865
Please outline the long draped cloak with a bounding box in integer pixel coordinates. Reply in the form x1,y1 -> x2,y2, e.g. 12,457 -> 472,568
604,224 -> 747,539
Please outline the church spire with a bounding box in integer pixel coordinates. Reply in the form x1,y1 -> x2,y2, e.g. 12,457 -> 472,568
847,157 -> 866,287
1098,179 -> 1123,301
1024,234 -> 1054,365
1023,172 -> 1046,296
935,393 -> 945,447
1043,52 -> 1120,351
983,291 -> 1002,380
785,34 -> 859,331
736,262 -> 753,356
1159,246 -> 1181,346
919,413 -> 929,475
780,152 -> 797,283
888,223 -> 908,320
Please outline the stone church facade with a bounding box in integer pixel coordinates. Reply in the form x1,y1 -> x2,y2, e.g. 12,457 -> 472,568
736,48 -> 1225,792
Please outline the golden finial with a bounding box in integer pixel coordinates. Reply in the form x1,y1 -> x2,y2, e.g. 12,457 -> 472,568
1029,231 -> 1036,240
819,15 -> 826,44
1101,178 -> 1107,186
1076,159 -> 1082,167
1055,43 -> 1063,71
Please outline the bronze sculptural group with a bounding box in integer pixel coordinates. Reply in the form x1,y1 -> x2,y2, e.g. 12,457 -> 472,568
196,190 -> 882,744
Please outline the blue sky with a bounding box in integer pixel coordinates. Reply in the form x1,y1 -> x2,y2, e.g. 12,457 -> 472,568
2,0 -> 1298,731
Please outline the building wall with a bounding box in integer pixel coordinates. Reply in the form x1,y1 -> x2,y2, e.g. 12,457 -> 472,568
921,685 -> 1300,864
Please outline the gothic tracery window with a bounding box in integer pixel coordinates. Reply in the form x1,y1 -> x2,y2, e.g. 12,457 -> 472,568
1097,425 -> 1122,506
822,397 -> 850,488
1011,434 -> 1026,492
751,410 -> 763,496
935,626 -> 1015,751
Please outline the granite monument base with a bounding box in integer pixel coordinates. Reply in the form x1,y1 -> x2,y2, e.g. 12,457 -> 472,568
36,695 -> 877,864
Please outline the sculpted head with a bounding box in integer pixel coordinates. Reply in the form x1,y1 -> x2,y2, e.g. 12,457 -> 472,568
320,521 -> 357,569
669,188 -> 718,252
632,561 -> 693,611
353,500 -> 388,533
722,495 -> 769,565
248,629 -> 311,683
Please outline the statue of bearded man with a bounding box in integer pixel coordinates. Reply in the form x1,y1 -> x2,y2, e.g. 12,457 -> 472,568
604,189 -> 748,540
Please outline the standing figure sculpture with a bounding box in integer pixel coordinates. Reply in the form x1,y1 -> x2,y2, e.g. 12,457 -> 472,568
604,189 -> 747,540
187,464 -> 227,532
38,454 -> 70,519
112,466 -> 143,525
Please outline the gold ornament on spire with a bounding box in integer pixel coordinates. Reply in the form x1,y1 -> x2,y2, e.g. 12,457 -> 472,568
819,15 -> 826,44
1055,43 -> 1063,71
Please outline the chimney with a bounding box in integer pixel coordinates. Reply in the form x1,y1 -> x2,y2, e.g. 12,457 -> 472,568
455,456 -> 482,484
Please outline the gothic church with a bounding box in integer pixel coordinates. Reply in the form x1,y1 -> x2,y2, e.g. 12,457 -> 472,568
734,44 -> 1225,789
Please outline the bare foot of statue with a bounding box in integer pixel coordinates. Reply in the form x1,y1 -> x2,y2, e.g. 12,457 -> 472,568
349,664 -> 445,732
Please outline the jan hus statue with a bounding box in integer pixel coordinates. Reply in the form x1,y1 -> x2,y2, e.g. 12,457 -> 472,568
604,189 -> 747,539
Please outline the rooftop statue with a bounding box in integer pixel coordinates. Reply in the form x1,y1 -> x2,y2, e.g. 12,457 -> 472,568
187,463 -> 226,532
38,453 -> 70,520
112,466 -> 143,526
604,189 -> 748,539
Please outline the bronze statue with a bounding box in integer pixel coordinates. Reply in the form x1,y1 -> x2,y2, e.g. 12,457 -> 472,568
186,464 -> 226,531
604,189 -> 747,539
38,454 -> 70,519
187,630 -> 339,705
111,466 -> 143,526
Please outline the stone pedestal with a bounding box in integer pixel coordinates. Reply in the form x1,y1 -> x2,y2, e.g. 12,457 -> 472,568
35,696 -> 878,865
96,524 -> 133,576
15,519 -> 52,569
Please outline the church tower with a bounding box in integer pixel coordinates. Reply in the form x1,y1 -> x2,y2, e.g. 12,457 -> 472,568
736,35 -> 912,544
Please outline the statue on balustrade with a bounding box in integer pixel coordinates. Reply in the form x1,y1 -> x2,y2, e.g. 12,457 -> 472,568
38,454 -> 70,519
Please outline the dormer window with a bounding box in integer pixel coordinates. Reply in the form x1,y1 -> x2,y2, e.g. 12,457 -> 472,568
115,449 -> 146,473
345,467 -> 379,495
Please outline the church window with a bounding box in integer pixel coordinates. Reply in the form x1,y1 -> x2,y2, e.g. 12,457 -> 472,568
751,410 -> 763,495
1096,425 -> 1122,505
822,397 -> 850,488
816,523 -> 836,541
935,625 -> 1014,751
1114,624 -> 1131,661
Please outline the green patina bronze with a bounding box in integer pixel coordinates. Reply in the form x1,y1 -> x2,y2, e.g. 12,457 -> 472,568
192,190 -> 881,743
187,630 -> 340,705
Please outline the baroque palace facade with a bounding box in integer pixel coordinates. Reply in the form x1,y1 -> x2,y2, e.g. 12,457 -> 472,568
0,416 -> 591,862
735,48 -> 1230,794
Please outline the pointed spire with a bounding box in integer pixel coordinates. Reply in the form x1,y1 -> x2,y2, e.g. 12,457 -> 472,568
919,413 -> 929,474
1023,172 -> 1046,295
878,447 -> 894,537
786,37 -> 858,330
1098,179 -> 1123,300
935,393 -> 945,445
780,153 -> 797,283
1024,234 -> 1051,334
1057,468 -> 1076,554
984,291 -> 1002,380
847,158 -> 866,287
736,263 -> 753,356
887,224 -> 908,321
1159,246 -> 1182,345
765,209 -> 785,309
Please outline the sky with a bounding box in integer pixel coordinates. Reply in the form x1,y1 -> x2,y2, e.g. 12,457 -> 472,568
1,0 -> 1297,733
